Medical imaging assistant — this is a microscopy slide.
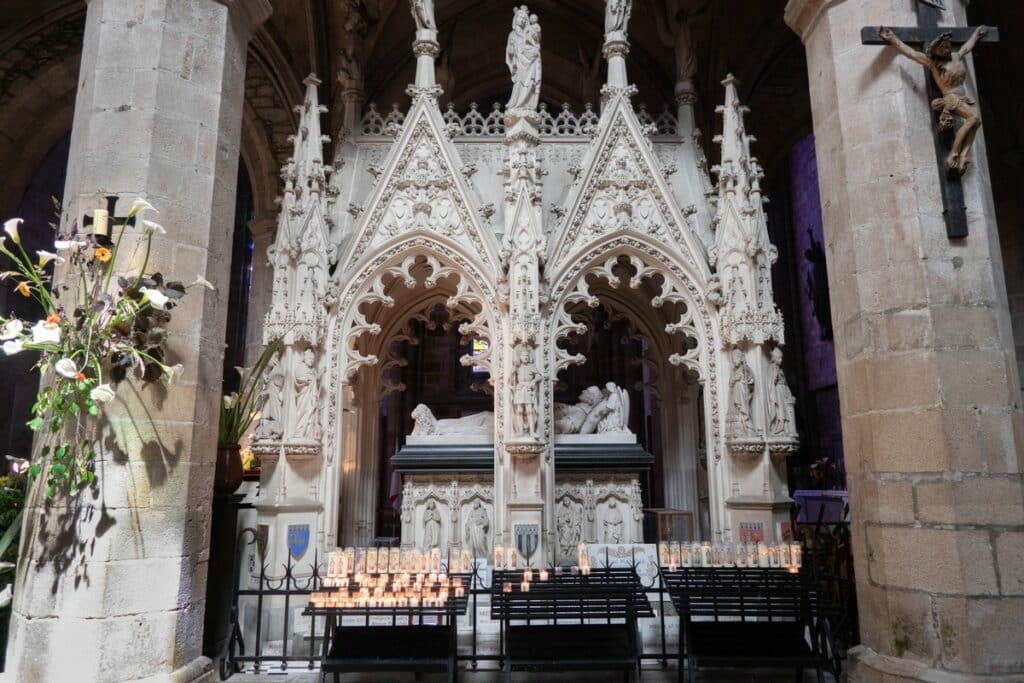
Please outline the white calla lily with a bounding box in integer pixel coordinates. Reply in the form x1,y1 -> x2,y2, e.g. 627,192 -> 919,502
140,287 -> 169,309
89,383 -> 116,404
223,393 -> 239,410
3,218 -> 22,244
142,219 -> 166,236
190,275 -> 215,291
0,319 -> 23,340
164,363 -> 184,384
2,340 -> 23,355
54,239 -> 87,251
5,455 -> 29,474
55,358 -> 79,378
0,584 -> 11,610
31,320 -> 60,345
128,198 -> 157,216
36,250 -> 65,267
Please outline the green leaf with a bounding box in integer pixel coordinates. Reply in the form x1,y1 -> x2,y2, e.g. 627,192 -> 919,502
27,464 -> 41,480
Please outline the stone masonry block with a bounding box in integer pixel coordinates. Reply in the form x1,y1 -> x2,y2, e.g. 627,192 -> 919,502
867,526 -> 998,596
995,531 -> 1024,595
915,476 -> 1024,526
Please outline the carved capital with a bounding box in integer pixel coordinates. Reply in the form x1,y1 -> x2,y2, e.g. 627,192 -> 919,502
413,39 -> 441,59
602,39 -> 631,60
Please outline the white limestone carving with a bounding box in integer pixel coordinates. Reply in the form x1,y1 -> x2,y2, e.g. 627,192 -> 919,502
253,10 -> 808,563
465,499 -> 490,558
410,404 -> 494,437
604,0 -> 632,37
505,6 -> 541,114
422,499 -> 442,548
410,0 -> 435,31
510,344 -> 542,440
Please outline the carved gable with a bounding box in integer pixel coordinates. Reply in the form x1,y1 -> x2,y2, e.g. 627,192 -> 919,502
337,99 -> 501,275
547,96 -> 708,275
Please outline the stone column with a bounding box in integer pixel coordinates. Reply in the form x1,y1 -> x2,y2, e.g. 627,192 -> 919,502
6,1 -> 270,681
244,213 -> 277,365
785,1 -> 1024,679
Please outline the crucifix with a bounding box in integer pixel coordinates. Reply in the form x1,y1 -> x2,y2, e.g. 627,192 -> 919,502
861,1 -> 999,239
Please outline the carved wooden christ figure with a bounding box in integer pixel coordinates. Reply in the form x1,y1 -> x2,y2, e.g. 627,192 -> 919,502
880,25 -> 988,176
505,5 -> 542,112
511,344 -> 542,439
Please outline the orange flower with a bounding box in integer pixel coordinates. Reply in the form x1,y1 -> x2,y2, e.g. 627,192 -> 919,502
15,281 -> 30,297
94,247 -> 112,263
75,372 -> 86,381
46,313 -> 60,324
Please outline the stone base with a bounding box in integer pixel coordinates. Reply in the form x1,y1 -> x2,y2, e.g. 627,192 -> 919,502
849,645 -> 982,683
554,432 -> 636,445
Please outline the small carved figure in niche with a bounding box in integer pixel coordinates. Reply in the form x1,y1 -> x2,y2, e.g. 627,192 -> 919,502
511,344 -> 542,439
410,0 -> 435,31
505,5 -> 542,112
465,500 -> 490,559
337,46 -> 362,92
423,500 -> 442,548
293,348 -> 321,441
259,354 -> 285,440
604,0 -> 632,36
726,348 -> 755,435
604,498 -> 624,543
557,498 -> 582,558
766,347 -> 796,436
879,25 -> 989,175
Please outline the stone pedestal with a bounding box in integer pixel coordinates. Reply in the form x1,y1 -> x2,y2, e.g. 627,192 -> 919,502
785,0 -> 1024,678
4,2 -> 270,681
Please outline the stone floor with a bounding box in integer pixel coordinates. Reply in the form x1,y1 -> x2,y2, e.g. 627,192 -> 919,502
231,666 -> 842,682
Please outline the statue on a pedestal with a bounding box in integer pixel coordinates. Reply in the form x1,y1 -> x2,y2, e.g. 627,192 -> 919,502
726,348 -> 755,436
603,498 -> 624,543
410,0 -> 436,31
293,348 -> 321,441
604,0 -> 632,36
766,347 -> 796,436
465,500 -> 490,559
505,5 -> 541,112
423,500 -> 442,548
557,498 -> 581,558
511,345 -> 542,439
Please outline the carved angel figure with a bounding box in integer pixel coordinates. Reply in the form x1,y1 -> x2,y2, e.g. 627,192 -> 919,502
410,0 -> 436,31
879,25 -> 989,175
505,5 -> 542,112
604,0 -> 632,36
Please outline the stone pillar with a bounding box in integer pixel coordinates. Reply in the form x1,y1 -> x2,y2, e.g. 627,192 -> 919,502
785,1 -> 1024,679
6,1 -> 270,681
244,213 -> 277,365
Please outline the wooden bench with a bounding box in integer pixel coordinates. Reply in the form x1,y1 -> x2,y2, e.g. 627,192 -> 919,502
491,567 -> 654,681
663,567 -> 830,683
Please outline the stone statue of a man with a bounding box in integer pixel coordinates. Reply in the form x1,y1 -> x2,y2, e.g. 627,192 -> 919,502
511,344 -> 542,439
604,0 -> 632,36
505,5 -> 542,112
465,500 -> 490,559
604,498 -> 624,543
410,0 -> 436,31
423,500 -> 442,548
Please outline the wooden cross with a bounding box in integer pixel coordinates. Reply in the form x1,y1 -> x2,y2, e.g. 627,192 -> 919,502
861,2 -> 999,239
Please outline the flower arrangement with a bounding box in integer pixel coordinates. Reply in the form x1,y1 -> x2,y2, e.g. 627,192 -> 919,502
219,336 -> 283,448
0,202 -> 211,496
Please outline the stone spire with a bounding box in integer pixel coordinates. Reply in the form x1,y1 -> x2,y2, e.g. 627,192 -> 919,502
712,74 -> 783,346
602,0 -> 633,95
409,0 -> 442,100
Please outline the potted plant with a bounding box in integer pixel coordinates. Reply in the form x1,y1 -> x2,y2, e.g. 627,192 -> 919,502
0,204 -> 207,497
216,337 -> 282,495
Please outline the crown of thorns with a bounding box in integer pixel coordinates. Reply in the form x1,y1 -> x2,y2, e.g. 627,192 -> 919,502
926,32 -> 954,57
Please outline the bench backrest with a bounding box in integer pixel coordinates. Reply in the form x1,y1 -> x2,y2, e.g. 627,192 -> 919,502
491,567 -> 653,623
664,567 -> 818,623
